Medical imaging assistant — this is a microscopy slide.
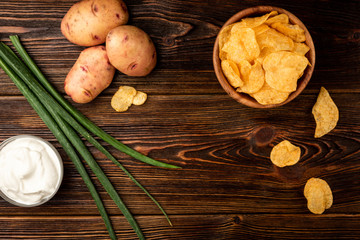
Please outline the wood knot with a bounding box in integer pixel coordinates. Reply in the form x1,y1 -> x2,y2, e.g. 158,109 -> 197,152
164,37 -> 175,46
353,32 -> 360,40
251,126 -> 275,147
233,216 -> 243,225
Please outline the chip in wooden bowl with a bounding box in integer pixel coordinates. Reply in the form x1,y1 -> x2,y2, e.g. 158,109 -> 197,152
213,6 -> 315,108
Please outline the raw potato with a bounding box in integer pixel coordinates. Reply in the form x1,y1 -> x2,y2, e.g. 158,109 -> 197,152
106,25 -> 157,76
304,178 -> 333,214
64,46 -> 115,103
61,0 -> 129,46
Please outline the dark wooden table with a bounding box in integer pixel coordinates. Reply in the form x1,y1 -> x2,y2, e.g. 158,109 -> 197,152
0,0 -> 360,239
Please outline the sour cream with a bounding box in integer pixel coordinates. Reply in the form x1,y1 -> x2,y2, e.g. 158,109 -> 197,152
0,135 -> 63,207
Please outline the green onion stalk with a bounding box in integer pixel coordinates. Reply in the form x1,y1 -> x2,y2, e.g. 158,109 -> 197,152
0,55 -> 117,239
0,37 -> 180,239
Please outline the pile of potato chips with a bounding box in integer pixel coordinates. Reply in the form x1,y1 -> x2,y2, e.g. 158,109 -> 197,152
111,86 -> 147,112
219,11 -> 310,105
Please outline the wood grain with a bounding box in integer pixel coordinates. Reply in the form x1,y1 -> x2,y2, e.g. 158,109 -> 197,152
0,94 -> 359,216
0,0 -> 360,239
1,214 -> 360,239
0,0 -> 359,95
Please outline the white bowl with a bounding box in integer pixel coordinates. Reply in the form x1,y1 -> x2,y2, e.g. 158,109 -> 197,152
0,135 -> 63,207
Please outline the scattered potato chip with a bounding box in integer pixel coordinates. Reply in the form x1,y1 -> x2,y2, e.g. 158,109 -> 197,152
223,27 -> 260,63
304,178 -> 333,214
271,22 -> 306,42
111,86 -> 137,112
270,140 -> 301,167
237,60 -> 264,94
256,28 -> 294,51
221,59 -> 243,88
312,87 -> 339,138
236,11 -> 278,28
132,91 -> 147,106
263,51 -> 309,92
265,13 -> 289,25
251,82 -> 290,105
293,42 -> 310,55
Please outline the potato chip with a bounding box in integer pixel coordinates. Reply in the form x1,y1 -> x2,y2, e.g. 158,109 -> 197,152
238,59 -> 251,81
256,28 -> 294,51
132,91 -> 147,106
237,60 -> 264,94
263,51 -> 309,92
253,24 -> 270,36
312,87 -> 339,138
221,59 -> 243,88
293,42 -> 310,55
111,86 -> 137,112
256,47 -> 276,64
236,11 -> 278,28
251,82 -> 290,105
223,27 -> 260,63
305,184 -> 326,214
265,13 -> 289,25
270,140 -> 301,167
304,178 -> 333,214
218,24 -> 235,60
271,22 -> 306,42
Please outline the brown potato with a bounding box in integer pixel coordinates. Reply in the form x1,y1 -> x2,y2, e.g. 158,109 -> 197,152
64,46 -> 115,103
61,0 -> 128,46
106,25 -> 157,76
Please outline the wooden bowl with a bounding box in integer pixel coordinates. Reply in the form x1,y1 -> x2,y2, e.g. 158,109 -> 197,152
213,6 -> 315,108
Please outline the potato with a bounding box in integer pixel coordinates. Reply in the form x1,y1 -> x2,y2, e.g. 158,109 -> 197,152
64,46 -> 115,103
106,25 -> 157,76
61,0 -> 128,46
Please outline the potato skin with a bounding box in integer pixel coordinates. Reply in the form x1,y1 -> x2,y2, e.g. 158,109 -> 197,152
61,0 -> 128,46
106,25 -> 157,76
64,46 -> 115,103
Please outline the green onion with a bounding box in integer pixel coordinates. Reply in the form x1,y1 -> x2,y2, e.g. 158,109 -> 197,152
0,36 -> 180,239
5,37 -> 173,226
0,56 -> 117,239
0,42 -> 146,239
9,35 -> 180,169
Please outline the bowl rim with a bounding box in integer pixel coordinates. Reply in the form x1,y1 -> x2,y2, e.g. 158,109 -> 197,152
0,135 -> 64,207
213,5 -> 316,108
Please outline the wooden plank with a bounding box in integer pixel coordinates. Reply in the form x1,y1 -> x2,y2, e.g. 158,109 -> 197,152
0,94 -> 359,216
0,214 -> 359,239
0,0 -> 360,238
0,0 -> 359,95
